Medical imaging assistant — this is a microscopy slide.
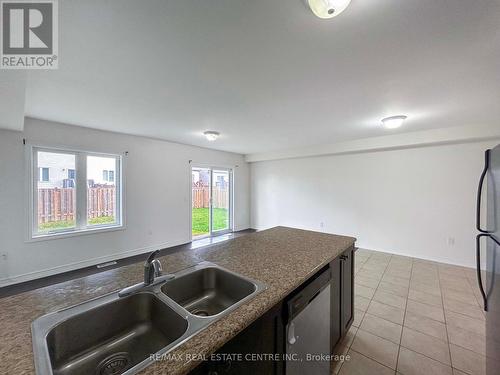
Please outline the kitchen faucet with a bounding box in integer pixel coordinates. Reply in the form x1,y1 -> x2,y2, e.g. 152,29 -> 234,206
119,250 -> 175,297
144,250 -> 163,284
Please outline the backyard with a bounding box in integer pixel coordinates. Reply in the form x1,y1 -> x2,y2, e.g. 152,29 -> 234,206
39,209 -> 228,236
192,208 -> 228,236
38,216 -> 116,232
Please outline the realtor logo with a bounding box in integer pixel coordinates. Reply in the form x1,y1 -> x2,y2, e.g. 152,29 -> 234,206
1,0 -> 58,69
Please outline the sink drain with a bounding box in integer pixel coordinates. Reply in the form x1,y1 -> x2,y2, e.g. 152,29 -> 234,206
96,352 -> 131,375
191,308 -> 209,317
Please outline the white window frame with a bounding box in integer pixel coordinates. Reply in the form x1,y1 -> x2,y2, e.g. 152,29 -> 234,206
28,145 -> 124,240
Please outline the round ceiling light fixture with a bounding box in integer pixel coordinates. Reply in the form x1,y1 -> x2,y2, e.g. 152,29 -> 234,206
308,0 -> 352,19
381,115 -> 408,129
203,130 -> 220,141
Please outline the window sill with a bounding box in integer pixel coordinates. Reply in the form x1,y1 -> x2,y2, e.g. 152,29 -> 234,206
27,224 -> 125,243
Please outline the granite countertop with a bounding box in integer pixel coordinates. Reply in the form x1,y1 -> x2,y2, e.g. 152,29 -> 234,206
0,226 -> 355,375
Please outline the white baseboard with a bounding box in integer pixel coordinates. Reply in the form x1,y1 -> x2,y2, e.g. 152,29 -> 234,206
0,237 -> 188,287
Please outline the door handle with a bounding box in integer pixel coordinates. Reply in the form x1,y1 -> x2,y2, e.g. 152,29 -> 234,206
477,150 -> 492,234
477,234 -> 500,312
287,322 -> 297,345
476,234 -> 489,311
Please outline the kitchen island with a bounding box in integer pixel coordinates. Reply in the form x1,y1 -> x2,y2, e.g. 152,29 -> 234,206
0,227 -> 355,375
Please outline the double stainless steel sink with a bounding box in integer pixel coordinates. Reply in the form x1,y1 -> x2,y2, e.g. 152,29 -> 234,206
32,262 -> 266,375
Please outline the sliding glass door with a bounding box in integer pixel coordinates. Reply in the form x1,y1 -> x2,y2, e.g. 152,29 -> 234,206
191,166 -> 232,238
211,169 -> 230,234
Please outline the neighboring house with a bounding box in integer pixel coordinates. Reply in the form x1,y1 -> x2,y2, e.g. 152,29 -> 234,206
213,173 -> 227,188
192,169 -> 228,188
38,152 -> 116,189
192,169 -> 210,186
37,152 -> 76,189
87,156 -> 116,186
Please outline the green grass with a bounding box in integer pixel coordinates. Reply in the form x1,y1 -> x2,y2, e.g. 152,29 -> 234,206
192,208 -> 228,236
38,220 -> 75,232
38,216 -> 115,232
88,216 -> 116,225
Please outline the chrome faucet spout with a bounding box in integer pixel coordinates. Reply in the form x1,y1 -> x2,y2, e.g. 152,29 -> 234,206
118,250 -> 174,298
144,250 -> 161,285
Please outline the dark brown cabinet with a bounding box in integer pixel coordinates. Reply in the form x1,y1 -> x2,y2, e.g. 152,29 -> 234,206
190,304 -> 285,375
340,246 -> 354,336
330,245 -> 354,350
330,256 -> 342,349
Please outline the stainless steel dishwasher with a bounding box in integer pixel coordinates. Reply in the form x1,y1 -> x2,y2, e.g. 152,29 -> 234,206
285,268 -> 331,375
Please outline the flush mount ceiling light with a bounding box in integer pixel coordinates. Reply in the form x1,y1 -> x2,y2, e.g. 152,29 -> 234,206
381,115 -> 408,129
203,130 -> 220,141
308,0 -> 352,19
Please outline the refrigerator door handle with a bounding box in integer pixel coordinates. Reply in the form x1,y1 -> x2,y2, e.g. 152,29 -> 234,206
477,149 -> 492,233
476,233 -> 490,311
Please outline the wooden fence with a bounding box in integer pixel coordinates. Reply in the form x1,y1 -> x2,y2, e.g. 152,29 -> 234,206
37,187 -> 115,224
38,185 -> 223,223
38,188 -> 75,223
88,187 -> 116,219
192,184 -> 228,209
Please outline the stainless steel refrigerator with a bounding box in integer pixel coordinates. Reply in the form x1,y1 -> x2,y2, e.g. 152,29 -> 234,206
476,145 -> 500,373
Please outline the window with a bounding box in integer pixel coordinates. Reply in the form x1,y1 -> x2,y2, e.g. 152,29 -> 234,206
31,147 -> 122,238
39,167 -> 49,182
87,156 -> 119,227
102,170 -> 115,183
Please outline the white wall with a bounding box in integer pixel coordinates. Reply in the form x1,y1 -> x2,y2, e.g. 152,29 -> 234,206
250,141 -> 498,268
0,118 -> 250,285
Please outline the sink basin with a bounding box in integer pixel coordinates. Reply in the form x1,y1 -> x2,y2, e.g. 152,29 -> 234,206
32,262 -> 265,375
161,266 -> 257,317
42,293 -> 187,375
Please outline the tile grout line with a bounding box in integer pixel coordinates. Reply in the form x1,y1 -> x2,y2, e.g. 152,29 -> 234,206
339,250 -> 383,374
353,253 -> 396,371
364,259 -> 460,369
362,280 -> 482,367
438,265 -> 455,373
353,252 -> 467,372
348,347 -> 397,374
394,255 -> 412,374
440,266 -> 489,357
337,251 -> 374,374
352,252 -> 487,374
441,267 -> 490,370
403,263 -> 456,367
465,274 -> 487,315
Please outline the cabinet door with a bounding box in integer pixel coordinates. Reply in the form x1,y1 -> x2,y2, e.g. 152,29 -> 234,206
330,257 -> 342,350
340,247 -> 354,334
190,304 -> 284,375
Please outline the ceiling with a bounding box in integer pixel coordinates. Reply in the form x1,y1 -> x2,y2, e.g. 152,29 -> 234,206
6,0 -> 500,154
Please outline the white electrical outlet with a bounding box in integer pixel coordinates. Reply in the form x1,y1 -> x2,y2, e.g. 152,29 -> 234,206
447,237 -> 455,246
320,222 -> 325,229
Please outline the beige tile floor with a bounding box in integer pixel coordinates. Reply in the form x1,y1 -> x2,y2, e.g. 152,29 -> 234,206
332,249 -> 490,375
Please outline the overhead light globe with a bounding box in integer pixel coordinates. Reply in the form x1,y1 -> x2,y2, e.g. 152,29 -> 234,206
203,131 -> 220,141
381,115 -> 407,129
308,0 -> 352,19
